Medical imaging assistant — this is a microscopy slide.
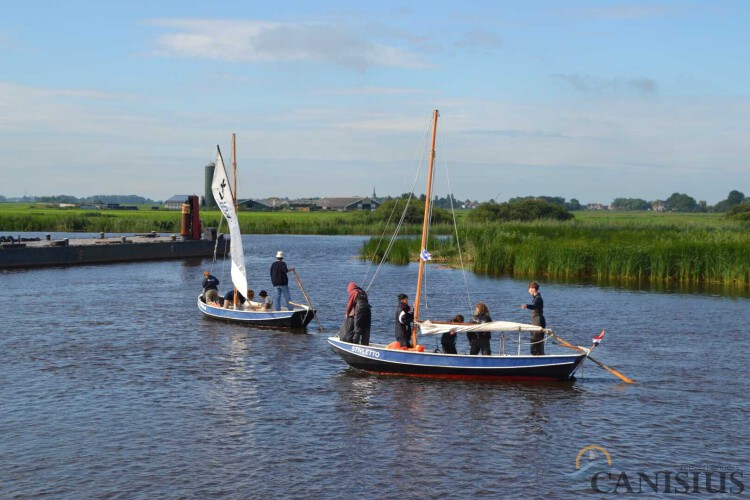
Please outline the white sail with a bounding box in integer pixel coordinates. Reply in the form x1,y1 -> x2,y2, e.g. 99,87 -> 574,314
418,320 -> 543,335
211,146 -> 248,299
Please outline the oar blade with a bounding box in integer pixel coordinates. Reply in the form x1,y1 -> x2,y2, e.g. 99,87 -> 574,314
588,355 -> 635,384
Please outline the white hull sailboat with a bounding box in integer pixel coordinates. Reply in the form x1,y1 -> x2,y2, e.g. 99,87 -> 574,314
198,135 -> 316,329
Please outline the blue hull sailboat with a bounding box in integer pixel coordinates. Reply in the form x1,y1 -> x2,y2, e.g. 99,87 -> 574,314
328,110 -> 591,381
327,338 -> 586,380
198,135 -> 315,329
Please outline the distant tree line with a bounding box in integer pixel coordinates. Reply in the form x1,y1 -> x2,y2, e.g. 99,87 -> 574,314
3,190 -> 748,218
0,194 -> 161,205
610,190 -> 748,213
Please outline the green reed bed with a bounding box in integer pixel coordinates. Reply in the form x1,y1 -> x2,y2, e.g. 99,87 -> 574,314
363,219 -> 750,287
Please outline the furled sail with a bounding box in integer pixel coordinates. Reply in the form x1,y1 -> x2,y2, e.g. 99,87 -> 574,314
418,320 -> 543,335
211,146 -> 248,299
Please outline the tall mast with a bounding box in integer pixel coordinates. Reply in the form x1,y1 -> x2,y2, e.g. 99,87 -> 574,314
412,109 -> 438,347
232,133 -> 238,305
232,133 -> 238,209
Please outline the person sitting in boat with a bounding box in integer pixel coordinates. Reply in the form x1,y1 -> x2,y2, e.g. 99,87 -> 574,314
202,271 -> 220,304
258,290 -> 273,310
521,281 -> 546,355
441,314 -> 464,354
344,282 -> 371,346
469,303 -> 492,355
242,290 -> 260,310
395,293 -> 413,348
270,250 -> 295,311
222,289 -> 251,309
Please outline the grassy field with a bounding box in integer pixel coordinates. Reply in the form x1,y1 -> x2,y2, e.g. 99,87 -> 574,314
4,203 -> 747,287
0,203 -> 449,235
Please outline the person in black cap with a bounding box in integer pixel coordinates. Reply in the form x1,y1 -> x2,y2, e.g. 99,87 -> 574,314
258,290 -> 273,310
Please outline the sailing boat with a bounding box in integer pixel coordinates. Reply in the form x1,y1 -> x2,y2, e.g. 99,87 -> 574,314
327,111 -> 588,380
197,135 -> 316,329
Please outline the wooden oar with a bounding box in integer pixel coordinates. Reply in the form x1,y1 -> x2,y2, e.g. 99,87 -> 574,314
292,269 -> 323,332
549,331 -> 635,384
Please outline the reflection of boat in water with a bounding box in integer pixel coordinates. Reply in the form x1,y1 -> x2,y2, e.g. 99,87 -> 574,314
328,110 -> 588,380
198,135 -> 315,329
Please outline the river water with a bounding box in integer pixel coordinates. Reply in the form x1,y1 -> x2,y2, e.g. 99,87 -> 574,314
1,234 -> 747,498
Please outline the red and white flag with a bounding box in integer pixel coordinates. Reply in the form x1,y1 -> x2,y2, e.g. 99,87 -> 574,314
593,331 -> 605,345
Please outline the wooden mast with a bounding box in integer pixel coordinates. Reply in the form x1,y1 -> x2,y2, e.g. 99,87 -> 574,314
412,109 -> 439,347
232,133 -> 238,306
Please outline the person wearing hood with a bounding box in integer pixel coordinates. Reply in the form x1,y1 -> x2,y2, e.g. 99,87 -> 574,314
395,293 -> 413,348
345,282 -> 371,345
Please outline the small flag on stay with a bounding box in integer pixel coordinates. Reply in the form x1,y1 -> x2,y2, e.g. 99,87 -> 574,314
420,249 -> 433,261
593,331 -> 605,344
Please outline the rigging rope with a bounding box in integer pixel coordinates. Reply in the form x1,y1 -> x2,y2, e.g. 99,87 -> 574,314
365,117 -> 433,292
438,118 -> 473,312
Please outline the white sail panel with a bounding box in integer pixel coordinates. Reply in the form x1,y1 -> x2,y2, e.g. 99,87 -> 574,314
211,146 -> 248,299
418,320 -> 543,335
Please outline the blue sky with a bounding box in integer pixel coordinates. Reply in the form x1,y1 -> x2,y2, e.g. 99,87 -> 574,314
1,0 -> 748,204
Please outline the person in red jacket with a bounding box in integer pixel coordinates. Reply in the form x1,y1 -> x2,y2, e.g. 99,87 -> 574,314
344,282 -> 371,345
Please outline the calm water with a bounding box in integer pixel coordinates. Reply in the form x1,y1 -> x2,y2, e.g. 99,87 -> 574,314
1,234 -> 747,498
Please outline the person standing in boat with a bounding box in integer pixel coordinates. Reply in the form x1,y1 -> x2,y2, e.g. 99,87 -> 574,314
270,251 -> 295,311
441,314 -> 464,354
521,281 -> 546,355
202,271 -> 220,304
395,293 -> 413,348
344,282 -> 371,346
470,303 -> 492,355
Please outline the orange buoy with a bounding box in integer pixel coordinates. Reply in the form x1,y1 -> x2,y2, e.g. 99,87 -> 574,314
386,341 -> 401,350
415,345 -> 425,352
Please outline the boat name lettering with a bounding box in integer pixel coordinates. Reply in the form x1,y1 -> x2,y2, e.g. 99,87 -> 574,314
351,346 -> 380,358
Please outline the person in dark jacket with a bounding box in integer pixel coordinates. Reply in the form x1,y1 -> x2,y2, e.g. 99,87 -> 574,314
441,314 -> 464,354
344,282 -> 372,346
270,251 -> 295,311
395,293 -> 413,348
202,271 -> 220,304
223,289 -> 250,309
521,281 -> 546,355
470,303 -> 492,355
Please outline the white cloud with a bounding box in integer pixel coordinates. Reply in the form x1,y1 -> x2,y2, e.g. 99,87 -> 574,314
145,18 -> 431,70
335,86 -> 435,96
454,29 -> 502,51
563,4 -> 690,20
552,73 -> 658,95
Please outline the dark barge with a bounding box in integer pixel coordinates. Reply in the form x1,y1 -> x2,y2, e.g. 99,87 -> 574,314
0,232 -> 227,269
0,195 -> 227,269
